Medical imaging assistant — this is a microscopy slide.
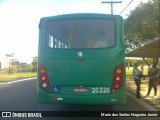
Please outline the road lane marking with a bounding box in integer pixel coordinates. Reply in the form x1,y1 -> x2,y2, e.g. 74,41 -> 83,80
0,77 -> 37,86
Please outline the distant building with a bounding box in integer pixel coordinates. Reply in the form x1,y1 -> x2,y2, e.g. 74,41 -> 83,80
16,62 -> 28,69
10,61 -> 19,66
1,55 -> 10,69
1,55 -> 27,69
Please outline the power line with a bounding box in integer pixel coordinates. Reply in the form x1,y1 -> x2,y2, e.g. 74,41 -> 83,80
119,0 -> 134,14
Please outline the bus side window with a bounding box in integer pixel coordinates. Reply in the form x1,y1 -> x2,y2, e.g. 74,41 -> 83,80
47,34 -> 54,48
55,38 -> 59,48
47,34 -> 69,49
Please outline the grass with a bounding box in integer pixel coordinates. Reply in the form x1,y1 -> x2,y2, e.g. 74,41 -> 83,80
126,66 -> 149,76
0,67 -> 149,83
126,67 -> 133,76
0,72 -> 37,83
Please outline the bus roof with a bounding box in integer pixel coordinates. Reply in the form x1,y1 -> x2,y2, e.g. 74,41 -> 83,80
40,13 -> 123,21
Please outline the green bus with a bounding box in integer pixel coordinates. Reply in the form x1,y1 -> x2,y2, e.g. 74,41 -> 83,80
38,13 -> 126,104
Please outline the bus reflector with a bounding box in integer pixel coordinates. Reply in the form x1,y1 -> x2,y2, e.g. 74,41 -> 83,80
42,83 -> 47,88
111,64 -> 123,92
38,65 -> 51,92
51,98 -> 63,101
115,84 -> 120,89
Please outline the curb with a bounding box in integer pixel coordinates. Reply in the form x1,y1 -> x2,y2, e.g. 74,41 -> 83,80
0,77 -> 37,85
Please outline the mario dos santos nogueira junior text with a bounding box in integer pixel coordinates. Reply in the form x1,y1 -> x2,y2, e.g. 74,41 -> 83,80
101,112 -> 159,117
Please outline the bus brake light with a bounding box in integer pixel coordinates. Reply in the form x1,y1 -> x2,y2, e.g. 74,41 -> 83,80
111,64 -> 123,92
41,76 -> 46,81
38,65 -> 51,92
116,76 -> 120,81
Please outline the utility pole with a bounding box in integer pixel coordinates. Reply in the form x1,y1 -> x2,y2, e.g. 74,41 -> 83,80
101,0 -> 122,15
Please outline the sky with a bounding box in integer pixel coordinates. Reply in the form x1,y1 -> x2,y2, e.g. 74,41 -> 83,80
0,0 -> 149,64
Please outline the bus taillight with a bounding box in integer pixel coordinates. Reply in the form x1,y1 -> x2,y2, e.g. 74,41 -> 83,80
111,64 -> 124,92
38,65 -> 51,92
41,76 -> 47,81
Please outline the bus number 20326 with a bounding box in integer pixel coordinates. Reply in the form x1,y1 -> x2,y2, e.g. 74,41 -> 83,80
92,87 -> 110,94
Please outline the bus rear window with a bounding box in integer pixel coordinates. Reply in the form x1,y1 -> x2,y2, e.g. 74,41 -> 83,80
46,19 -> 115,49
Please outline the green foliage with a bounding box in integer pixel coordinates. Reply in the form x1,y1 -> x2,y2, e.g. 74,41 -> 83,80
16,65 -> 30,73
0,72 -> 37,82
125,58 -> 153,67
124,0 -> 160,52
1,57 -> 38,74
31,57 -> 38,72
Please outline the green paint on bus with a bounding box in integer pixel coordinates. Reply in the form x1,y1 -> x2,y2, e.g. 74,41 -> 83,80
38,13 -> 126,104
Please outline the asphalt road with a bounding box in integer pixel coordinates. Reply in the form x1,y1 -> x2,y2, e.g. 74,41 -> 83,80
0,78 -> 159,120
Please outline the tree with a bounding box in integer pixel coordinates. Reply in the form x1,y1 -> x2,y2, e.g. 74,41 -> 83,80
124,0 -> 160,52
31,57 -> 38,72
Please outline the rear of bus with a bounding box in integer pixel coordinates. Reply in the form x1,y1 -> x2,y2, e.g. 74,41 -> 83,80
37,13 -> 126,104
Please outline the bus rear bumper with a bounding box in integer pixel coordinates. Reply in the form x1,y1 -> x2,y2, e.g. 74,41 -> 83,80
37,88 -> 126,105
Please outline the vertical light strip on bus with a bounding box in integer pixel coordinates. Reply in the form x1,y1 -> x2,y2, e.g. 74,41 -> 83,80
111,64 -> 124,92
38,65 -> 51,92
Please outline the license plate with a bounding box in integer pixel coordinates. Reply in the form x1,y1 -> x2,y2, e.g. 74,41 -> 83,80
73,88 -> 88,93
